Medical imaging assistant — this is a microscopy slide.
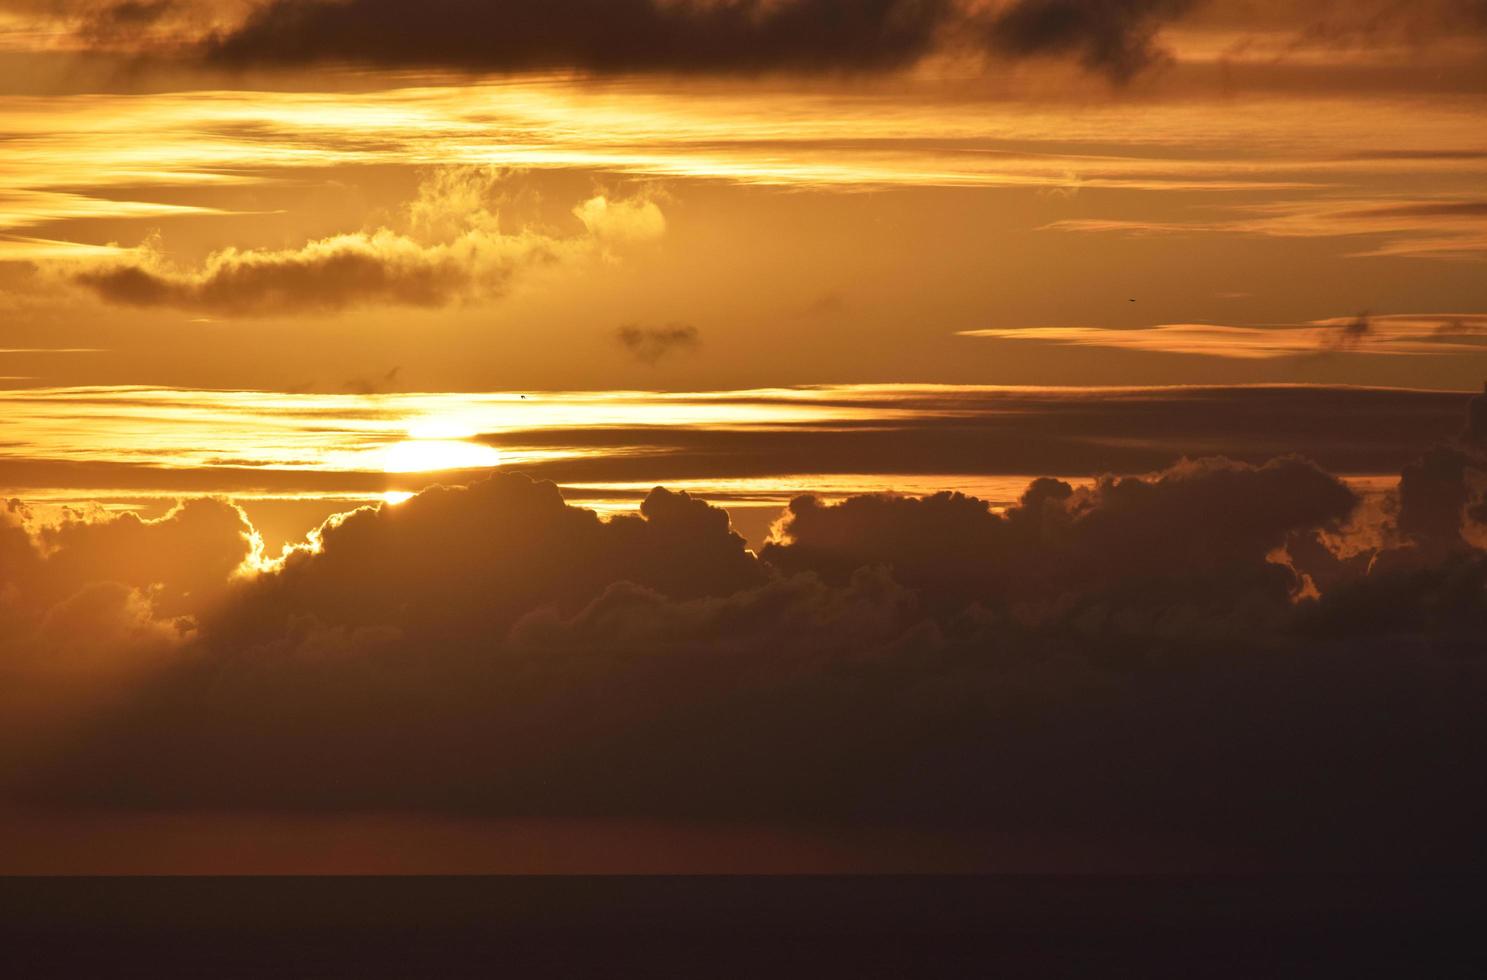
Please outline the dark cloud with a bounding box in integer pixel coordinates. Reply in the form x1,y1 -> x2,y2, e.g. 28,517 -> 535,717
485,385 -> 1475,486
762,455 -> 1357,614
73,231 -> 551,315
6,395 -> 1487,868
1340,201 -> 1487,219
80,0 -> 175,38
18,0 -> 1487,87
209,475 -> 764,649
985,0 -> 1198,83
206,0 -> 962,75
197,0 -> 1210,83
1319,312 -> 1373,352
615,323 -> 701,365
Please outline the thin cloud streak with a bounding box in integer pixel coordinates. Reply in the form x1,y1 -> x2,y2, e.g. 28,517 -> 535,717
964,314 -> 1487,359
1043,196 -> 1487,260
0,384 -> 1473,516
1,82 -> 1482,251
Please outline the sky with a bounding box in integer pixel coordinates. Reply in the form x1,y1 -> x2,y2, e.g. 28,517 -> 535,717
1,0 -> 1486,873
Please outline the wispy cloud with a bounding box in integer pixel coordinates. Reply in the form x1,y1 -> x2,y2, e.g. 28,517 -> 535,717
615,324 -> 701,365
1044,197 -> 1487,260
964,314 -> 1487,359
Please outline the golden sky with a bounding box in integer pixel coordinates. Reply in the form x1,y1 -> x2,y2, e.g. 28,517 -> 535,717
2,1 -> 1487,874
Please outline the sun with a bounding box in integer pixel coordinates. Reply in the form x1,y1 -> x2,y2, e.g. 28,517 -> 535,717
381,439 -> 501,473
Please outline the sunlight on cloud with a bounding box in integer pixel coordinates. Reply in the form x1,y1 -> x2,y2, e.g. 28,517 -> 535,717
964,315 -> 1487,359
0,80 -> 1482,235
65,167 -> 664,314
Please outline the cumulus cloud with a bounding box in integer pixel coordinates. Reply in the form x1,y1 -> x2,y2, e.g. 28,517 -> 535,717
6,393 -> 1487,868
72,170 -> 664,315
211,476 -> 765,649
615,323 -> 701,365
572,193 -> 668,248
762,455 -> 1358,618
0,497 -> 255,661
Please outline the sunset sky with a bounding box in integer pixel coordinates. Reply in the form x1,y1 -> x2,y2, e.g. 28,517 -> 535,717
2,1 -> 1487,874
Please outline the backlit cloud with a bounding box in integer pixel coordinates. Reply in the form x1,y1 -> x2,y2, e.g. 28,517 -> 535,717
5,394 -> 1485,867
964,314 -> 1487,359
1043,198 -> 1487,261
69,169 -> 665,315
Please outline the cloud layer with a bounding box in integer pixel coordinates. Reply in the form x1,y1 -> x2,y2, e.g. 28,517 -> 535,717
4,391 -> 1487,868
0,1 -> 1419,82
203,0 -> 1202,82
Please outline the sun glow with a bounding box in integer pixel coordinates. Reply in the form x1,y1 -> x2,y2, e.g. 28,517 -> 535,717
381,439 -> 501,474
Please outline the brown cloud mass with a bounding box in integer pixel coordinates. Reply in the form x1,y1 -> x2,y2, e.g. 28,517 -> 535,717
196,0 -> 1232,83
3,392 -> 1487,868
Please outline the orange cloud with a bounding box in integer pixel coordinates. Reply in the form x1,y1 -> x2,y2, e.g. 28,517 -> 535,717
963,314 -> 1487,359
70,169 -> 664,315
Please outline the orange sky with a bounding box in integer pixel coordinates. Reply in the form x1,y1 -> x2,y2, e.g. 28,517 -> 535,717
0,1 -> 1483,401
2,0 -> 1487,874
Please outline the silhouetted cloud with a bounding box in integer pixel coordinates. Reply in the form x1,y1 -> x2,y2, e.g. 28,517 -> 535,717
985,0 -> 1197,83
615,323 -> 701,365
191,0 -> 1213,83
762,454 -> 1356,613
5,392 -> 1487,868
15,0 -> 1487,88
205,0 -> 963,75
0,496 -> 255,671
1319,313 -> 1373,352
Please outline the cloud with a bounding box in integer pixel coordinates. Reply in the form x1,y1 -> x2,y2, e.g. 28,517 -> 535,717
1317,312 -> 1373,352
13,0 -> 1487,90
210,476 -> 766,649
71,170 -> 664,315
1042,198 -> 1487,261
73,228 -> 553,315
985,0 -> 1198,83
193,0 -> 1211,83
204,0 -> 962,74
0,383 -> 1475,502
5,394 -> 1487,868
0,497 -> 255,661
615,323 -> 701,365
962,314 -> 1487,359
572,195 -> 668,248
761,454 -> 1358,616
